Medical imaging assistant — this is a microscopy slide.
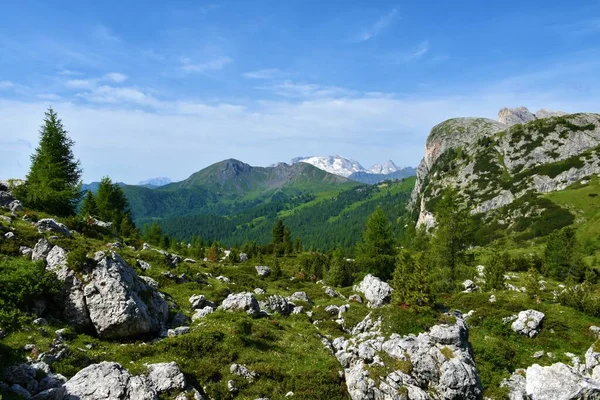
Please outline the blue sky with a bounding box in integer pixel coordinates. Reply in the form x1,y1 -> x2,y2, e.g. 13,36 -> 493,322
2,0 -> 600,183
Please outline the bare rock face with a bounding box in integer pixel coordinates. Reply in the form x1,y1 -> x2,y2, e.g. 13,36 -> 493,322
498,106 -> 536,126
83,251 -> 169,339
535,109 -> 567,119
354,274 -> 392,308
32,238 -> 53,261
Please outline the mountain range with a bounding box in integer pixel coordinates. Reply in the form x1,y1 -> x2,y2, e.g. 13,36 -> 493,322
291,155 -> 416,183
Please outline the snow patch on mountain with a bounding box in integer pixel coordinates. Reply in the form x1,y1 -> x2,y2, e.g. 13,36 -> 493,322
291,156 -> 364,178
138,177 -> 172,187
367,160 -> 399,175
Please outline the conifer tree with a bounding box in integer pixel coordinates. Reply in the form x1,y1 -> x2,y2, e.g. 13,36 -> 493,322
283,226 -> 293,255
294,237 -> 303,253
483,252 -> 507,291
272,257 -> 282,279
327,248 -> 353,287
17,108 -> 82,216
356,206 -> 396,280
79,191 -> 98,217
430,188 -> 474,282
392,251 -> 433,311
544,227 -> 585,282
95,176 -> 135,235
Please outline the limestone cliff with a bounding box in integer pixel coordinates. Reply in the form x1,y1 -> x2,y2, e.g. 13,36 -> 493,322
411,107 -> 600,233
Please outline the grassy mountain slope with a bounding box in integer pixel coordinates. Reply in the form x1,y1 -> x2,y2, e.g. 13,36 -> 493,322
159,177 -> 416,250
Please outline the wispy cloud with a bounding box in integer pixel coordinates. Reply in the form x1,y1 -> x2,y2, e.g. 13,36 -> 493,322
242,68 -> 281,80
357,8 -> 399,42
104,72 -> 128,83
66,79 -> 96,89
0,81 -> 15,90
80,85 -> 160,107
93,25 -> 121,42
262,80 -> 354,98
36,93 -> 62,101
180,56 -> 233,73
388,41 -> 431,63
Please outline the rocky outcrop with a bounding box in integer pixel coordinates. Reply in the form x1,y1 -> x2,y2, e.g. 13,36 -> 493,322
498,107 -> 536,126
83,252 -> 169,339
259,295 -> 294,316
146,362 -> 186,393
354,274 -> 392,308
32,238 -> 53,261
410,107 -> 600,230
35,219 -> 71,236
331,311 -> 482,399
219,292 -> 260,316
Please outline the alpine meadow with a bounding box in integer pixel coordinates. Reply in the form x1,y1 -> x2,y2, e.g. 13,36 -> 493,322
2,2 -> 600,400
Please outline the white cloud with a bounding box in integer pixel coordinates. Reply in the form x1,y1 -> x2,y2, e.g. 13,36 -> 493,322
66,79 -> 96,89
180,56 -> 233,73
0,81 -> 14,90
405,41 -> 430,61
358,8 -> 399,42
104,72 -> 128,83
36,93 -> 62,101
80,85 -> 160,107
242,68 -> 281,79
262,80 -> 354,98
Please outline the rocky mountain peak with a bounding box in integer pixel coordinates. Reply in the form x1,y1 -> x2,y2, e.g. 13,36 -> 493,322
498,106 -> 536,126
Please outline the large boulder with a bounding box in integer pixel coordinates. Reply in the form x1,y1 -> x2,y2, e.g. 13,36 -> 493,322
255,265 -> 271,277
35,219 -> 71,236
260,295 -> 293,316
525,363 -> 600,399
45,246 -> 92,329
219,292 -> 260,316
63,362 -> 157,400
354,274 -> 392,308
83,252 -> 169,338
511,310 -> 545,337
146,362 -> 186,393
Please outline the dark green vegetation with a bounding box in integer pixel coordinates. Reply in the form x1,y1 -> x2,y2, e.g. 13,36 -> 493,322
128,171 -> 415,251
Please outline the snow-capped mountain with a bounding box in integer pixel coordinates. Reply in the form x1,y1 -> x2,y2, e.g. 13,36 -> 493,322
138,177 -> 172,187
367,160 -> 399,175
291,155 -> 364,178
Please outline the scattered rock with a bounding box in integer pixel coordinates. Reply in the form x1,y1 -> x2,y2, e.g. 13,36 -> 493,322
33,318 -> 48,326
192,306 -> 214,320
189,294 -> 207,310
136,259 -> 151,271
146,362 -> 186,393
35,219 -> 71,236
239,253 -> 248,262
254,288 -> 266,295
255,265 -> 271,277
526,363 -> 600,399
167,326 -> 190,337
292,306 -> 304,315
462,279 -> 479,293
227,380 -> 238,394
230,363 -> 258,382
532,350 -> 544,359
287,291 -> 311,303
354,274 -> 392,307
324,286 -> 339,297
489,294 -> 496,303
219,292 -> 260,316
184,258 -> 196,264
591,326 -> 600,339
9,199 -> 23,212
260,295 -> 293,316
511,310 -> 545,337
4,231 -> 15,239
348,294 -> 362,303
89,217 -> 112,229
216,275 -> 230,283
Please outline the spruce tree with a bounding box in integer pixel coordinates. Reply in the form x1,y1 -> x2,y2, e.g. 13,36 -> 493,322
95,176 -> 135,235
544,227 -> 585,282
392,251 -> 433,311
79,191 -> 98,217
430,188 -> 474,283
283,226 -> 293,255
18,108 -> 82,216
356,206 -> 396,280
327,248 -> 353,287
483,252 -> 507,291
